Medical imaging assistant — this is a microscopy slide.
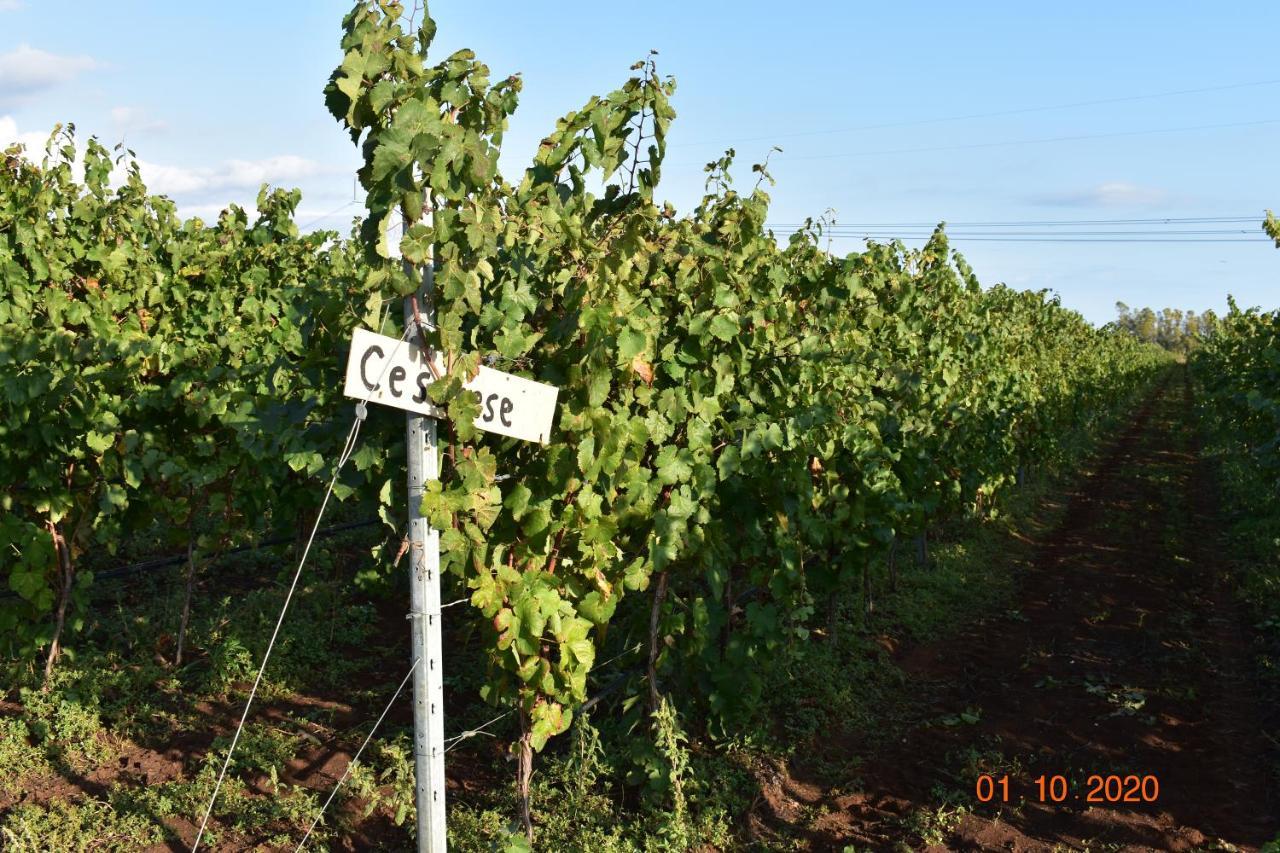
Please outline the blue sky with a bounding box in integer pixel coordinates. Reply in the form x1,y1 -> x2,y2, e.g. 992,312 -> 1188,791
1,0 -> 1276,324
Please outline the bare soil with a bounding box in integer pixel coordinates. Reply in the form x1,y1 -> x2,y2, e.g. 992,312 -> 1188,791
5,370 -> 1275,852
748,371 -> 1279,850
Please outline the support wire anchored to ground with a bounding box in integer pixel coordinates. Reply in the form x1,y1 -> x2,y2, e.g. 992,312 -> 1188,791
191,327 -> 417,852
295,657 -> 420,852
191,406 -> 368,852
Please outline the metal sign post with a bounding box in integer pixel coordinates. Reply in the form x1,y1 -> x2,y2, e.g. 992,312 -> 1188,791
343,215 -> 559,853
403,231 -> 447,853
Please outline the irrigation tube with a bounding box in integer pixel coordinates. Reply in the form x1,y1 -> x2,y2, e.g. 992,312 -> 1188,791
0,519 -> 383,602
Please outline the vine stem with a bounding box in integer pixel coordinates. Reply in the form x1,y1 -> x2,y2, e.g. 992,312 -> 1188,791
42,518 -> 73,686
174,512 -> 198,668
517,707 -> 534,843
647,570 -> 669,712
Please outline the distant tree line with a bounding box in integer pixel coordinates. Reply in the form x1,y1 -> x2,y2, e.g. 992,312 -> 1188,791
1111,303 -> 1220,355
1113,211 -> 1277,353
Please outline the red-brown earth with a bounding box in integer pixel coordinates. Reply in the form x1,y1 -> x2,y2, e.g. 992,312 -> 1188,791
746,373 -> 1278,850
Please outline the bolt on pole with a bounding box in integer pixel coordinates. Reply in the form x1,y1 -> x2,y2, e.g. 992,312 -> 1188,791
403,208 -> 447,852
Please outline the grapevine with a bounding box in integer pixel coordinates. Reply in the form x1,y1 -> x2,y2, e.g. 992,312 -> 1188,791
0,4 -> 1175,843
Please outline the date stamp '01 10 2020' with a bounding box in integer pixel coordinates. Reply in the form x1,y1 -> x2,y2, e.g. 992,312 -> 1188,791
975,774 -> 1160,805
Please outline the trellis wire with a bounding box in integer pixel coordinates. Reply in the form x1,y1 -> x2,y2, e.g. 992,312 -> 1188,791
295,657 -> 419,852
191,410 -> 366,852
193,325 -> 415,852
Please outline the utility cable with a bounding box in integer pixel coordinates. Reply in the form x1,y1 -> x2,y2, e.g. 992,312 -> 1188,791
768,215 -> 1262,228
673,77 -> 1280,148
299,200 -> 359,232
773,229 -> 1263,237
808,235 -> 1269,244
781,117 -> 1280,161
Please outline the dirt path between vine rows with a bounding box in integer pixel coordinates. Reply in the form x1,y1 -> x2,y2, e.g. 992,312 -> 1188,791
752,371 -> 1278,851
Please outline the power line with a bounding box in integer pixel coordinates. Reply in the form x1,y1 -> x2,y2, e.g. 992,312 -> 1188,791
768,215 -> 1262,228
778,229 -> 1261,237
764,215 -> 1274,243
298,200 -> 359,232
673,78 -> 1280,148
783,117 -> 1280,161
798,235 -> 1268,244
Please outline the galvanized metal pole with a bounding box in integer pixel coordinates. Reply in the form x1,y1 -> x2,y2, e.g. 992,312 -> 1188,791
403,208 -> 447,852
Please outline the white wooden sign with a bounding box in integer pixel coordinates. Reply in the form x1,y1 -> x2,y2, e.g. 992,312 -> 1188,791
343,327 -> 559,444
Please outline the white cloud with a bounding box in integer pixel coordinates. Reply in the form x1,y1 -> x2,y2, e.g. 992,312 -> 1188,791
110,106 -> 167,135
137,154 -> 327,196
0,114 -> 54,152
1032,181 -> 1170,209
0,1 -> 25,11
3,114 -> 327,196
1082,181 -> 1169,207
3,115 -> 334,230
0,44 -> 99,99
174,201 -> 355,228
